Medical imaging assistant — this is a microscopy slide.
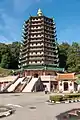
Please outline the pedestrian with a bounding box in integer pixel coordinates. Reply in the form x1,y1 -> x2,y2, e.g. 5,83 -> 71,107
45,86 -> 48,94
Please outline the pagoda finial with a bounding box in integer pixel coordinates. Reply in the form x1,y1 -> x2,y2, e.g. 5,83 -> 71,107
52,17 -> 54,21
37,8 -> 43,16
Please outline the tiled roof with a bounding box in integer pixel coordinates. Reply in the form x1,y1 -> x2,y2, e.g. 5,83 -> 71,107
23,65 -> 64,71
15,65 -> 64,72
56,73 -> 76,80
46,66 -> 64,71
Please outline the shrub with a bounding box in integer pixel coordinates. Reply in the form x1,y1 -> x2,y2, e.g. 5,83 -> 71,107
50,94 -> 80,102
63,95 -> 69,101
50,95 -> 63,102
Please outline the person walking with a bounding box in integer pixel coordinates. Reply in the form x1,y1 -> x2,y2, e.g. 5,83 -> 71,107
45,86 -> 48,94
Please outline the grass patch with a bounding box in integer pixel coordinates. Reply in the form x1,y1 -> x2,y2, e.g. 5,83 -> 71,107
0,67 -> 12,77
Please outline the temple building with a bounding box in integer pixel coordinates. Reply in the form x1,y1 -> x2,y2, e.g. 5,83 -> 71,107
1,9 -> 80,93
18,9 -> 63,77
0,9 -> 65,93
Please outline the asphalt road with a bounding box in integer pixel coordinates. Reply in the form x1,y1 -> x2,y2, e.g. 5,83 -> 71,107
0,92 -> 80,120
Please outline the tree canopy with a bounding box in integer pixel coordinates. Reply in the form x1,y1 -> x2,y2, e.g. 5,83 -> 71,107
0,42 -> 21,69
0,41 -> 80,72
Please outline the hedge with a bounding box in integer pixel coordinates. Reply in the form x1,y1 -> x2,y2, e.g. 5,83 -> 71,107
50,94 -> 80,102
50,95 -> 62,102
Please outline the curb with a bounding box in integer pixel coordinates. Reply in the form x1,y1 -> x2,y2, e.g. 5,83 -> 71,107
46,99 -> 80,104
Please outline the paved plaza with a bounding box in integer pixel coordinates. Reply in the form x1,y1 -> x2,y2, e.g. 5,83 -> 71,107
0,92 -> 80,120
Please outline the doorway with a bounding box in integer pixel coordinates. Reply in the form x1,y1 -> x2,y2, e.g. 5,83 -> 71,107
34,73 -> 38,78
64,82 -> 68,91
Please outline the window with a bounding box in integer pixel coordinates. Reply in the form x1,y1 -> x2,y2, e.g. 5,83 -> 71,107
70,83 -> 72,86
49,20 -> 51,23
35,61 -> 37,63
60,83 -> 62,86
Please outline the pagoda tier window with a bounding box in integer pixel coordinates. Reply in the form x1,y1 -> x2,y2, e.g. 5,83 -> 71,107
35,61 -> 37,63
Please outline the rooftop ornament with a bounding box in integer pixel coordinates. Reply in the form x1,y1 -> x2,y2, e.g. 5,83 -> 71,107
37,8 -> 43,16
52,17 -> 54,21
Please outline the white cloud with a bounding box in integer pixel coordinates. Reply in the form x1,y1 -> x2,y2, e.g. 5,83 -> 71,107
0,0 -> 53,43
0,11 -> 20,42
13,0 -> 40,13
58,25 -> 80,44
1,13 -> 19,31
13,0 -> 31,13
0,35 -> 10,43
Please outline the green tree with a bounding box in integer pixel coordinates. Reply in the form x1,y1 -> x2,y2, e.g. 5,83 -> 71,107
0,42 -> 21,69
0,43 -> 8,63
67,42 -> 80,72
0,53 -> 11,69
58,42 -> 70,69
8,42 -> 21,69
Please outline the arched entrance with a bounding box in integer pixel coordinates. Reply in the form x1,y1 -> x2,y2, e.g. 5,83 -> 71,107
64,82 -> 68,91
34,73 -> 38,78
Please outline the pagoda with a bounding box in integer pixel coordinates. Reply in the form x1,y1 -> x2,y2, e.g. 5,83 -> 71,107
18,9 -> 64,77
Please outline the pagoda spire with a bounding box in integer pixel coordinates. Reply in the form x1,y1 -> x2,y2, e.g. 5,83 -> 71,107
37,8 -> 43,16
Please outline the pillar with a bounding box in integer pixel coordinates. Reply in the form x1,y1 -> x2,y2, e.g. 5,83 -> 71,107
49,80 -> 51,92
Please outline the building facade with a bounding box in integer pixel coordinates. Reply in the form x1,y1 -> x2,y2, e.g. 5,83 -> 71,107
56,73 -> 77,93
1,10 -> 79,93
18,9 -> 62,77
14,9 -> 65,92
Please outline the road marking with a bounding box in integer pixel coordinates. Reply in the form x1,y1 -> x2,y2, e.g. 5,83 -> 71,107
6,104 -> 22,108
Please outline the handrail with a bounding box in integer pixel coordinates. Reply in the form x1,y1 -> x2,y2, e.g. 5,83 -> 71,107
13,77 -> 26,92
12,75 -> 20,84
21,77 -> 32,92
13,82 -> 21,92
